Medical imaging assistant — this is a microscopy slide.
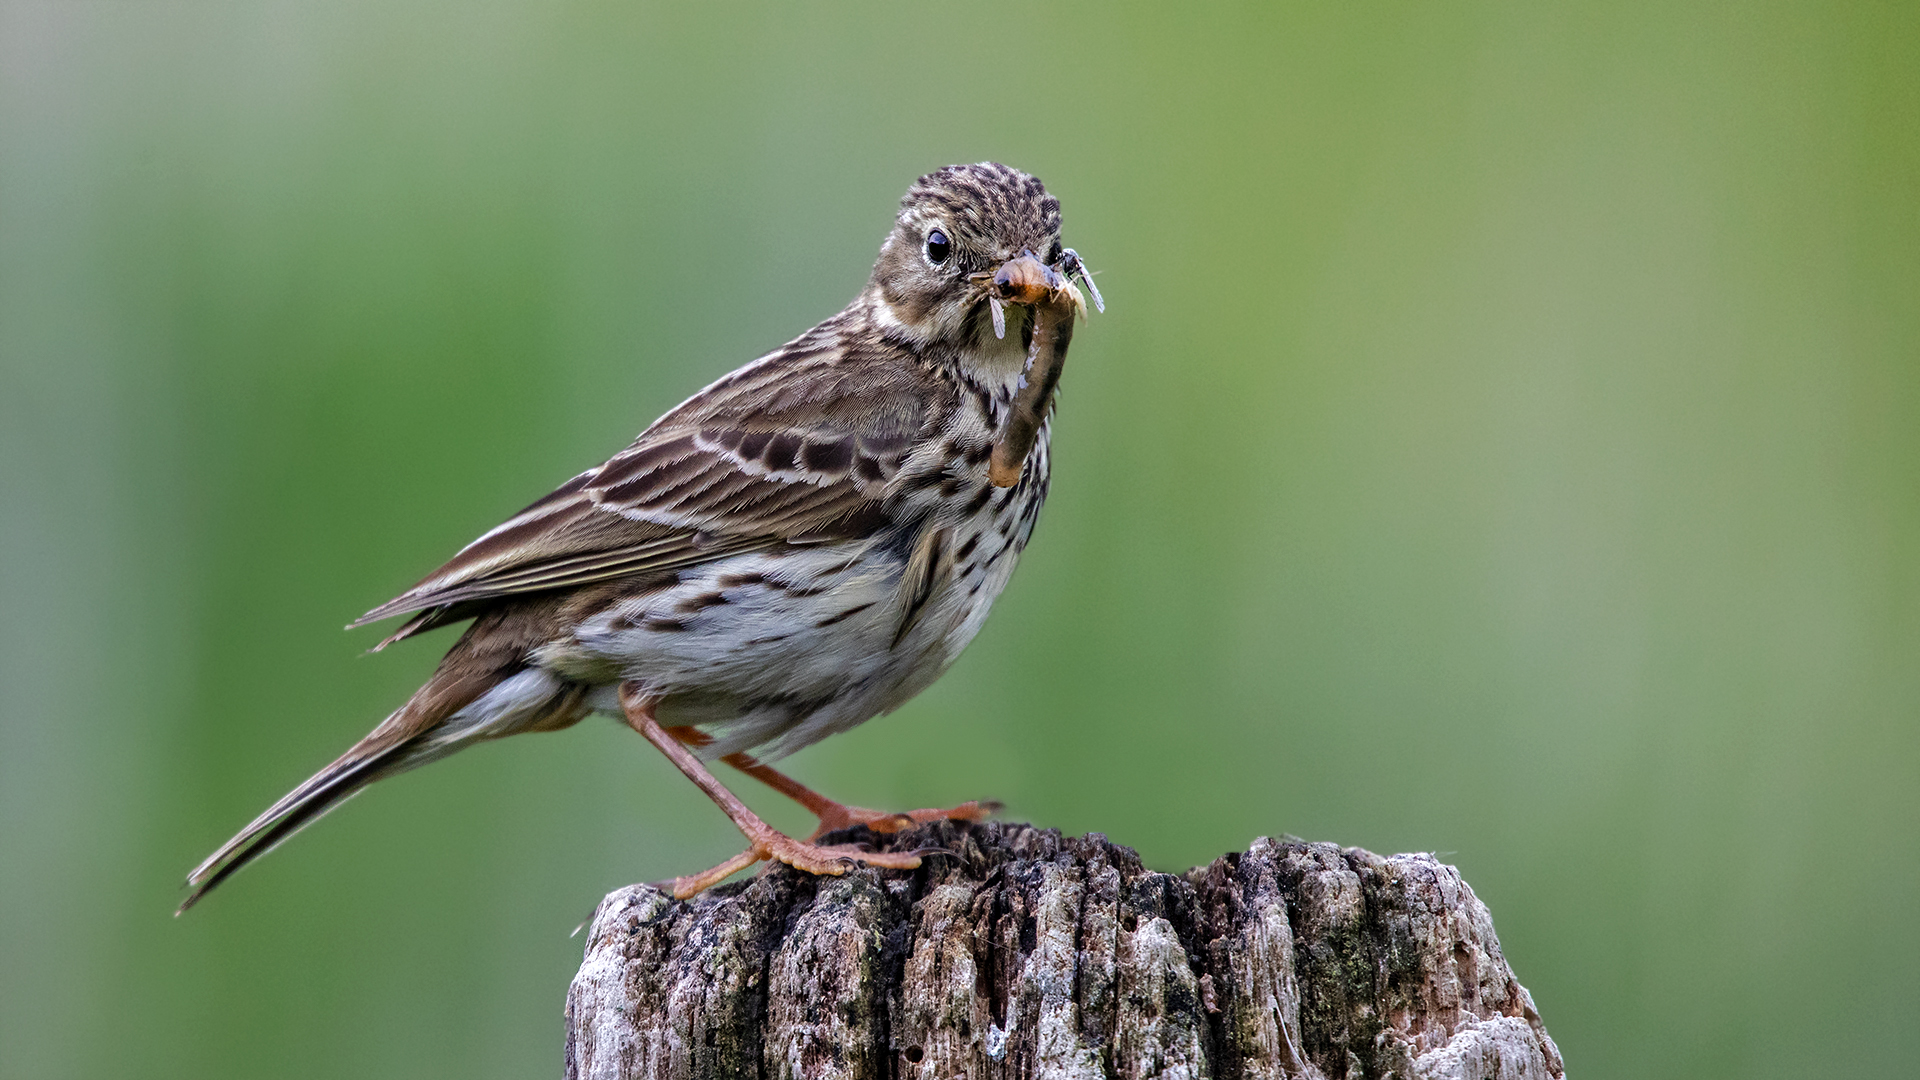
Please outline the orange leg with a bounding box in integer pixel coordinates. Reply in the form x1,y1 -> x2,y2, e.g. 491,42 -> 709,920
662,724 -> 998,839
620,684 -> 923,899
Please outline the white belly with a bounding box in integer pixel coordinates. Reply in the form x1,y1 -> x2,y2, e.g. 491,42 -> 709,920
548,517 -> 1016,760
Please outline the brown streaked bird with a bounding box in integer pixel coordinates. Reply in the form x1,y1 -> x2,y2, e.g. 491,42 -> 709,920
180,162 -> 1103,911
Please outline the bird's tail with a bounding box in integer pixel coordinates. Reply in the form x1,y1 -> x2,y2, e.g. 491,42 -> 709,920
177,713 -> 423,914
180,606 -> 590,914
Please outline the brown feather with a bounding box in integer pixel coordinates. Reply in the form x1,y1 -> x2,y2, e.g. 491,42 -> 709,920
891,526 -> 950,648
351,320 -> 931,630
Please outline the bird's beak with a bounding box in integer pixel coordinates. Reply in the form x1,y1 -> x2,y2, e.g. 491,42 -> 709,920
972,252 -> 1090,339
989,253 -> 1064,306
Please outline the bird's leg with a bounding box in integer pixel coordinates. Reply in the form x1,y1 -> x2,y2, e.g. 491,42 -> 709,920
621,684 -> 922,899
662,724 -> 996,840
727,753 -> 997,839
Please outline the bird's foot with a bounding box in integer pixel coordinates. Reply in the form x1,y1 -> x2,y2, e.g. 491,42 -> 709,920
765,833 -> 924,876
808,799 -> 1001,839
665,827 -> 924,900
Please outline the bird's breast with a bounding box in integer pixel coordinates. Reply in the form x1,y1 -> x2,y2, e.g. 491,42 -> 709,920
539,414 -> 1052,761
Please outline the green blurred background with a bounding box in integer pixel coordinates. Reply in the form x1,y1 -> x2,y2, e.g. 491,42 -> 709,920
3,2 -> 1916,1077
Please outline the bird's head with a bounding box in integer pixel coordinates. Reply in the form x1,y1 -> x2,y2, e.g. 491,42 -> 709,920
867,162 -> 1101,351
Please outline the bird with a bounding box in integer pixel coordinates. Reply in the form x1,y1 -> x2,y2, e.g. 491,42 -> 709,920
180,162 -> 1103,912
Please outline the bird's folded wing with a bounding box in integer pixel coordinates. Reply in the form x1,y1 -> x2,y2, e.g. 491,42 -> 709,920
351,418 -> 918,629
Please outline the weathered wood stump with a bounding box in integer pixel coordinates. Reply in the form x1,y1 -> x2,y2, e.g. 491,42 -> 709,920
566,821 -> 1564,1080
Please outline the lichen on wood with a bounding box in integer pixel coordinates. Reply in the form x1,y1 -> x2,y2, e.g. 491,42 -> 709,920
566,822 -> 1564,1080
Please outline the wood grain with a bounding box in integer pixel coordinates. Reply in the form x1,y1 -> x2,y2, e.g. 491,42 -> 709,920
566,821 -> 1565,1080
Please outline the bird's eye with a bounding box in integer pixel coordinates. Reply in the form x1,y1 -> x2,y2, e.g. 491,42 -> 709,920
925,229 -> 951,264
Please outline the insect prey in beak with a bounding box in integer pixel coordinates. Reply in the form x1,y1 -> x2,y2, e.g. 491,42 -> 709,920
1059,248 -> 1104,313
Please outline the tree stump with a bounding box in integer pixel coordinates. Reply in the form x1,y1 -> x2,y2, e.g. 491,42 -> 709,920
566,821 -> 1564,1080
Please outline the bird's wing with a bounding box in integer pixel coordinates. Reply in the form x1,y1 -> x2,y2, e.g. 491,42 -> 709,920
352,328 -> 934,632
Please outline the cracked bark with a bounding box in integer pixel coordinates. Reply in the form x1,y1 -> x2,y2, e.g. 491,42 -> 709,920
566,822 -> 1565,1080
